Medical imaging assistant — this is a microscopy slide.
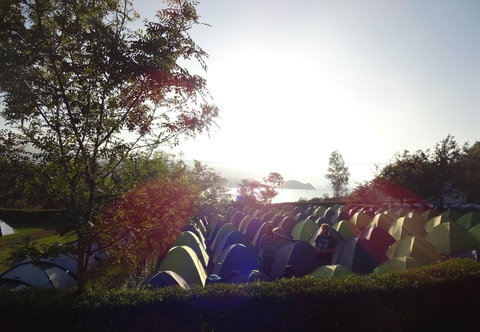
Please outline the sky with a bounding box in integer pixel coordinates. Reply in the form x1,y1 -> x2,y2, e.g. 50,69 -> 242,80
133,0 -> 480,190
6,0 -> 480,192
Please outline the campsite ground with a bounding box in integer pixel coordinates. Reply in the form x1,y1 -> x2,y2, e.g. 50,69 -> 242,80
0,223 -> 70,272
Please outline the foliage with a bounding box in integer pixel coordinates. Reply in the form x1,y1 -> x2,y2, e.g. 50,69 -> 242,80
325,150 -> 350,198
0,0 -> 219,290
1,260 -> 480,331
457,141 -> 480,201
375,135 -> 462,205
236,172 -> 284,204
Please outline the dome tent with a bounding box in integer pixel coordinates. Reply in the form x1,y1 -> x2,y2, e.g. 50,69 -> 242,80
211,230 -> 255,266
425,222 -> 480,256
157,246 -> 207,287
308,265 -> 355,278
142,270 -> 190,290
0,221 -> 16,236
270,240 -> 317,280
388,217 -> 427,241
212,243 -> 260,280
172,231 -> 209,268
456,211 -> 480,230
386,236 -> 442,264
332,237 -> 388,274
358,226 -> 396,253
225,269 -> 272,284
372,256 -> 425,275
0,260 -> 76,289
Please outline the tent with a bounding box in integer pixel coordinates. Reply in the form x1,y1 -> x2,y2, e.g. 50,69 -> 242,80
440,250 -> 480,262
0,261 -> 77,289
386,236 -> 442,264
440,210 -> 462,222
157,246 -> 207,287
243,217 -> 264,242
424,222 -> 480,255
209,223 -> 237,253
314,206 -> 328,217
424,215 -> 455,233
172,231 -> 209,268
0,221 -> 16,236
350,212 -> 371,231
308,265 -> 355,278
279,216 -> 298,234
422,209 -> 440,221
369,213 -> 395,232
238,215 -> 254,232
271,214 -> 285,228
332,220 -> 360,239
225,270 -> 272,284
388,217 -> 427,241
212,243 -> 260,279
271,240 -> 317,279
291,219 -> 319,242
332,237 -> 388,274
358,226 -> 396,253
372,256 -> 425,275
142,270 -> 190,290
406,211 -> 428,227
456,211 -> 480,230
211,230 -> 256,266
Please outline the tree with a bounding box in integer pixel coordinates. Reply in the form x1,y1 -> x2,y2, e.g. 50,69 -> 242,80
457,141 -> 480,202
325,150 -> 350,198
0,0 -> 219,290
376,135 -> 462,206
237,172 -> 284,205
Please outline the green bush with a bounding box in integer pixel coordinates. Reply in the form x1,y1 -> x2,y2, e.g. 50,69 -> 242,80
1,259 -> 480,331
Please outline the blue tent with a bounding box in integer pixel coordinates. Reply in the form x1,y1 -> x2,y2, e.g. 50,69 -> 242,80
358,226 -> 396,253
211,231 -> 255,266
332,237 -> 388,274
225,270 -> 272,284
271,240 -> 317,279
213,243 -> 260,279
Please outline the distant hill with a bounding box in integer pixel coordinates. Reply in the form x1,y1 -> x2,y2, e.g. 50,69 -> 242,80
282,180 -> 315,190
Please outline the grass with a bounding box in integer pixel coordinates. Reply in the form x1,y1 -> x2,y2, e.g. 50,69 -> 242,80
0,222 -> 76,273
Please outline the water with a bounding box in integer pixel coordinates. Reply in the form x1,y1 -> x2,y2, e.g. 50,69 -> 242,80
227,188 -> 329,204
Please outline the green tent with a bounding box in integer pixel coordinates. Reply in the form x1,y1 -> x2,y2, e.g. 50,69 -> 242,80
386,236 -> 442,264
314,206 -> 327,217
291,219 -> 319,242
172,231 -> 209,268
332,220 -> 360,239
388,217 -> 427,241
440,210 -> 462,222
384,210 -> 399,222
422,209 -> 440,221
424,215 -> 455,233
406,211 -> 427,227
157,246 -> 207,287
425,222 -> 480,255
369,213 -> 395,232
372,256 -> 425,275
456,211 -> 480,230
308,265 -> 355,278
350,211 -> 371,231
469,223 -> 480,243
395,207 -> 411,217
